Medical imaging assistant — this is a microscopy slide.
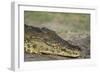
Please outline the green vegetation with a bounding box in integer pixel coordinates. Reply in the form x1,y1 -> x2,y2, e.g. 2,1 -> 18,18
24,11 -> 90,40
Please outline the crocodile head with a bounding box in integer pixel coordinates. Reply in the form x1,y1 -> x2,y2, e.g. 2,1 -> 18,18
24,25 -> 81,58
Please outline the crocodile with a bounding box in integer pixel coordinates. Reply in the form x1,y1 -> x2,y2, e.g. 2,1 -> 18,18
24,24 -> 81,58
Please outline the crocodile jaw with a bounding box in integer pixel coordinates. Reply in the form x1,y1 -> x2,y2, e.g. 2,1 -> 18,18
25,48 -> 80,57
24,40 -> 81,58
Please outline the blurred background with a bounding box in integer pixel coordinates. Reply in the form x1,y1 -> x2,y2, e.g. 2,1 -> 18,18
24,11 -> 90,41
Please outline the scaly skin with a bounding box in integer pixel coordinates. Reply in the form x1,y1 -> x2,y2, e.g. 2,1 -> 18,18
24,25 -> 81,57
